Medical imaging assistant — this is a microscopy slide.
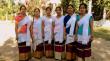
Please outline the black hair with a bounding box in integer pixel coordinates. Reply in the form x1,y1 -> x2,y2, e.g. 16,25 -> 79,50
67,4 -> 74,9
34,8 -> 40,12
66,4 -> 75,13
20,5 -> 26,11
79,3 -> 88,12
46,6 -> 52,11
55,6 -> 62,11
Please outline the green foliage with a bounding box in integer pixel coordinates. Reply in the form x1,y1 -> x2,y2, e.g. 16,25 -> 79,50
61,0 -> 70,15
94,27 -> 110,41
61,0 -> 87,14
0,0 -> 40,20
104,0 -> 110,9
27,0 -> 40,16
61,0 -> 110,20
92,0 -> 110,20
73,0 -> 80,13
0,0 -> 16,20
0,0 -> 110,20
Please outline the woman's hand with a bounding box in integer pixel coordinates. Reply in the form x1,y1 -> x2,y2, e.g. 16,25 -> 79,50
74,35 -> 78,42
63,33 -> 66,40
16,35 -> 18,41
90,35 -> 94,42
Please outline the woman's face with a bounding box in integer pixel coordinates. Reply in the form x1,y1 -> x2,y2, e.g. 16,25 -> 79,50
67,6 -> 74,14
20,7 -> 26,15
79,5 -> 86,14
34,9 -> 40,17
46,8 -> 51,16
56,8 -> 62,16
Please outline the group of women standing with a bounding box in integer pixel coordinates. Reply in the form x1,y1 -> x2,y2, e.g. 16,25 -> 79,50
15,3 -> 93,61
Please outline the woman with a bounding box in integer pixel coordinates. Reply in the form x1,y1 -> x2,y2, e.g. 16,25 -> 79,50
64,4 -> 77,61
30,8 -> 44,59
15,5 -> 31,61
54,6 -> 65,60
42,7 -> 54,58
75,3 -> 94,61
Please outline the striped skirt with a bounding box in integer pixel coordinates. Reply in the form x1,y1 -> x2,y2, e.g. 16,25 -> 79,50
66,42 -> 77,61
55,42 -> 65,60
33,43 -> 44,59
44,40 -> 54,58
76,41 -> 91,58
18,42 -> 31,61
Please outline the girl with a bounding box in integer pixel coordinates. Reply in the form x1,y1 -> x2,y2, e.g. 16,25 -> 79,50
75,3 -> 94,61
15,5 -> 31,61
54,6 -> 65,60
30,8 -> 44,59
42,7 -> 54,58
64,4 -> 77,61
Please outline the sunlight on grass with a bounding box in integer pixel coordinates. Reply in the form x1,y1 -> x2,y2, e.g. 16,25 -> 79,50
94,26 -> 110,41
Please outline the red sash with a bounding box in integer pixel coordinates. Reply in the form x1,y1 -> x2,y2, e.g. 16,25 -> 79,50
15,15 -> 24,24
15,15 -> 27,33
19,24 -> 27,33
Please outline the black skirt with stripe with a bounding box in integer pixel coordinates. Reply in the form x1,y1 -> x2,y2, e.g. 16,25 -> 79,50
18,42 -> 31,61
66,41 -> 77,53
76,41 -> 92,58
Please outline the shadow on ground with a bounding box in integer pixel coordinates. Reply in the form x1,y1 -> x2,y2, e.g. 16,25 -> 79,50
92,38 -> 110,61
0,37 -> 18,61
0,38 -> 110,61
94,27 -> 110,41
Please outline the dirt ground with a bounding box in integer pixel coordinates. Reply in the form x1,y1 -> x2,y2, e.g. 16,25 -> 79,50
0,22 -> 110,61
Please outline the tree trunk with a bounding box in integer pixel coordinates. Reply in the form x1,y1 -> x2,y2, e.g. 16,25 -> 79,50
88,0 -> 92,14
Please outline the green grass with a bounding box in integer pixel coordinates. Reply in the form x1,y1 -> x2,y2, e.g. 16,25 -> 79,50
94,26 -> 110,41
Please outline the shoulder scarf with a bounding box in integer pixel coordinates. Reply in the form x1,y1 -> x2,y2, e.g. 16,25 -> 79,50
17,16 -> 31,46
77,13 -> 92,44
66,14 -> 76,44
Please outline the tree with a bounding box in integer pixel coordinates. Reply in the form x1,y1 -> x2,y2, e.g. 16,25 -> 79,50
26,0 -> 40,15
104,0 -> 110,19
0,0 -> 41,20
92,0 -> 110,20
61,0 -> 70,15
